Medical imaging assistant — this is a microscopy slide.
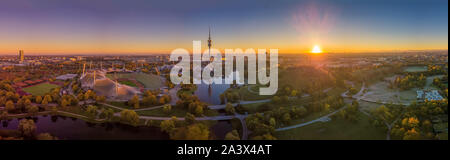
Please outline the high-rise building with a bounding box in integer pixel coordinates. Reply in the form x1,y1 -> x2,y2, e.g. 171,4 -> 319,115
18,50 -> 24,63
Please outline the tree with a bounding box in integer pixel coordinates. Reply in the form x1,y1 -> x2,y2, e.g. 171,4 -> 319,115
281,96 -> 289,103
36,133 -> 58,140
72,84 -> 79,92
163,104 -> 172,114
349,87 -> 358,95
159,95 -> 170,104
95,96 -> 106,103
291,90 -> 298,97
282,113 -> 291,125
5,100 -> 14,113
84,90 -> 92,100
100,108 -> 114,120
77,92 -> 84,101
185,113 -> 196,125
129,94 -> 140,109
26,105 -> 39,115
403,128 -> 421,140
18,119 -> 36,138
44,95 -> 52,103
133,102 -> 139,109
143,95 -> 157,106
24,98 -> 31,107
225,103 -> 235,115
0,111 -> 8,120
373,105 -> 393,122
60,99 -> 69,108
194,105 -> 204,116
86,105 -> 98,118
41,98 -> 48,107
272,96 -> 281,104
160,119 -> 176,133
120,109 -> 140,126
225,130 -> 240,140
324,103 -> 331,113
402,117 -> 419,129
185,123 -> 210,140
422,120 -> 433,132
269,118 -> 276,127
297,106 -> 307,117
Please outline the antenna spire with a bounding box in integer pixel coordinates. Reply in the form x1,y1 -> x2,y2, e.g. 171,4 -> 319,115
208,26 -> 212,54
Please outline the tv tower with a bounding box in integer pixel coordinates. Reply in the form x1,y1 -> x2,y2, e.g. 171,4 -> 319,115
208,26 -> 212,54
82,63 -> 86,77
93,70 -> 96,87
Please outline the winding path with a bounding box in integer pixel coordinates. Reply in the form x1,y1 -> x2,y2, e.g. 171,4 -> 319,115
275,83 -> 365,131
275,105 -> 347,131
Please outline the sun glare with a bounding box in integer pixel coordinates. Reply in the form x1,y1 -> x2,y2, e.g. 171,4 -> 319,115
311,45 -> 322,54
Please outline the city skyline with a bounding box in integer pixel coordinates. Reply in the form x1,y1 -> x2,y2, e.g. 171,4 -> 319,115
0,0 -> 448,55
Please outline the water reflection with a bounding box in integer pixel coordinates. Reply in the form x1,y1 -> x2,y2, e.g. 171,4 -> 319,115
0,115 -> 169,140
193,71 -> 243,105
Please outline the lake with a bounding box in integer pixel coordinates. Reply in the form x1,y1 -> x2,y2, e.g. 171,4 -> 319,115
1,115 -> 234,140
1,115 -> 169,140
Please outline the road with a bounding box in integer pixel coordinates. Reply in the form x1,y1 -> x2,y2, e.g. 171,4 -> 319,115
238,113 -> 249,140
169,85 -> 181,105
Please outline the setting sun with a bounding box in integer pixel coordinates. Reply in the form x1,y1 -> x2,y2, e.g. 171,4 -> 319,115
311,45 -> 322,54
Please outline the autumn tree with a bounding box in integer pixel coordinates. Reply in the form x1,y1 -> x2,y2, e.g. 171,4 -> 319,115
185,123 -> 210,140
225,130 -> 240,140
26,105 -> 39,115
128,94 -> 140,109
5,100 -> 14,113
18,119 -> 36,138
163,104 -> 172,114
120,109 -> 140,126
185,113 -> 196,125
35,96 -> 42,104
225,103 -> 235,115
160,118 -> 176,133
86,105 -> 98,118
99,108 -> 114,120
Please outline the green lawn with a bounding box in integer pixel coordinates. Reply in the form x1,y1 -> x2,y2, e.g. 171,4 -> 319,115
119,80 -> 138,87
136,107 -> 219,117
278,67 -> 333,92
274,112 -> 386,140
404,66 -> 427,72
136,107 -> 188,117
277,110 -> 335,129
241,96 -> 312,114
241,102 -> 269,113
105,101 -> 160,110
222,86 -> 273,102
23,83 -> 60,96
106,73 -> 162,89
239,86 -> 273,101
177,88 -> 196,97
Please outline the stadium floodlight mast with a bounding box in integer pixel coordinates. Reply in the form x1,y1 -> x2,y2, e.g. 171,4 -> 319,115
170,40 -> 278,95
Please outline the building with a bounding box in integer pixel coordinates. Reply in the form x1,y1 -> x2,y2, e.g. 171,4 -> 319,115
18,50 -> 24,63
417,89 -> 444,101
56,74 -> 78,80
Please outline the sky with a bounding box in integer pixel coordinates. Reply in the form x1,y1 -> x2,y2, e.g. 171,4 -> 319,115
0,0 -> 447,55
